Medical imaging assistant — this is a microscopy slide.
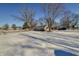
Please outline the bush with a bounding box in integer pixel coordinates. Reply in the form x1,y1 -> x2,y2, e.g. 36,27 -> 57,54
11,24 -> 17,30
2,24 -> 9,30
22,22 -> 29,29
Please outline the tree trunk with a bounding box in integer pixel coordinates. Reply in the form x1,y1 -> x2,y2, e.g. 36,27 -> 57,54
48,17 -> 52,32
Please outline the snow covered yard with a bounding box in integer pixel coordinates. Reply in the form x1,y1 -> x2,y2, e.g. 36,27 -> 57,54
0,31 -> 79,56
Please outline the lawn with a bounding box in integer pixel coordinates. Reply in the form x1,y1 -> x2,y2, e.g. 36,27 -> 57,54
0,31 -> 79,56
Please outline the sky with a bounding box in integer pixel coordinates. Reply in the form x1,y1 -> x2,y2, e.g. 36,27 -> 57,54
0,3 -> 79,27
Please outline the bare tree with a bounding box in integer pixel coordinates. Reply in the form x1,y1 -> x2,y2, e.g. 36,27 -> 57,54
60,10 -> 79,30
70,14 -> 79,29
13,8 -> 36,30
41,3 -> 64,31
60,11 -> 71,29
38,17 -> 46,26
